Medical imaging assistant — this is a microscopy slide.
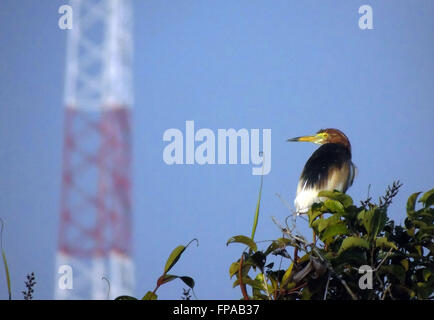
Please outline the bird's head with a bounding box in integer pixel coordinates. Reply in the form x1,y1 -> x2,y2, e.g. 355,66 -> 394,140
287,128 -> 351,150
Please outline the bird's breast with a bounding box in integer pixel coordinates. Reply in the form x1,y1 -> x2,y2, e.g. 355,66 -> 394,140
294,187 -> 319,214
293,144 -> 355,214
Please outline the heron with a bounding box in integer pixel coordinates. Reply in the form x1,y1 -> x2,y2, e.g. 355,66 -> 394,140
287,128 -> 356,215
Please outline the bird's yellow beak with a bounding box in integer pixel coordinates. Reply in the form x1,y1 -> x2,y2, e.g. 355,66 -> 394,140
287,132 -> 327,145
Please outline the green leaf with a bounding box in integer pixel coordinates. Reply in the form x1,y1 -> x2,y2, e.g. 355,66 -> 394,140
265,262 -> 274,269
254,273 -> 267,292
268,273 -> 278,292
229,261 -> 240,279
341,195 -> 354,208
157,274 -> 178,286
417,210 -> 434,222
400,259 -> 409,271
264,238 -> 292,255
301,287 -> 313,300
308,204 -> 326,225
358,208 -> 387,240
332,249 -> 368,267
418,188 -> 434,207
323,199 -> 345,214
164,239 -> 198,274
1,250 -> 11,300
232,276 -> 262,290
249,251 -> 266,270
281,262 -> 294,288
321,222 -> 349,243
420,225 -> 434,236
232,258 -> 253,279
317,190 -> 353,208
0,219 -> 11,300
142,291 -> 158,300
115,295 -> 138,300
180,276 -> 195,289
158,274 -> 195,289
164,245 -> 185,274
251,173 -> 264,240
422,269 -> 432,282
413,220 -> 428,229
252,291 -> 269,300
371,208 -> 387,239
375,237 -> 397,250
338,236 -> 370,255
407,192 -> 422,214
379,265 -> 406,284
226,235 -> 257,252
313,214 -> 341,234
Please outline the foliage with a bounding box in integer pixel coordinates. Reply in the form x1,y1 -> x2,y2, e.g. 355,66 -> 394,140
227,183 -> 434,300
115,239 -> 198,300
1,180 -> 432,301
1,219 -> 38,300
22,272 -> 36,300
181,288 -> 192,300
0,215 -> 197,300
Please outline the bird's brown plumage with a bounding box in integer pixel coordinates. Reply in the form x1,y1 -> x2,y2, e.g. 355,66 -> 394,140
290,128 -> 356,214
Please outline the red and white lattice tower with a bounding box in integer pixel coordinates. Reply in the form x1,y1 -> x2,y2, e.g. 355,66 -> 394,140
55,0 -> 134,299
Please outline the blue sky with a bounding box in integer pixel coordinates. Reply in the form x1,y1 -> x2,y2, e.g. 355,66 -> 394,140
0,0 -> 433,299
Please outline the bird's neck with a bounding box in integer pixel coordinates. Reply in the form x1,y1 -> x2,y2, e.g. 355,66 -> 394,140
328,141 -> 352,156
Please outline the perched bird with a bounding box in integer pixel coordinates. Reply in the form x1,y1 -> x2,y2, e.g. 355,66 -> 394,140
288,128 -> 356,214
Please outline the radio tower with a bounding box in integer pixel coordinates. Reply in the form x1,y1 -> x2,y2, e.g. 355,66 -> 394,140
55,0 -> 134,299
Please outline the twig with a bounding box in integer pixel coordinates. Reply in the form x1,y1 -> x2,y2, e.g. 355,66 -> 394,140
261,270 -> 272,300
271,216 -> 308,247
381,283 -> 394,300
373,247 -> 394,272
22,272 -> 36,300
360,184 -> 373,208
102,276 -> 110,300
323,273 -> 331,300
379,180 -> 403,208
312,247 -> 358,300
272,216 -> 359,300
373,247 -> 394,296
181,288 -> 191,300
276,193 -> 308,226
238,254 -> 249,300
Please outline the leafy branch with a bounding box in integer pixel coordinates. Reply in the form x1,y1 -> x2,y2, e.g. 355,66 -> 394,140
22,273 -> 36,300
116,239 -> 198,300
227,182 -> 434,300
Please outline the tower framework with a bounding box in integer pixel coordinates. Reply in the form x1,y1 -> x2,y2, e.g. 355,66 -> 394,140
55,0 -> 134,300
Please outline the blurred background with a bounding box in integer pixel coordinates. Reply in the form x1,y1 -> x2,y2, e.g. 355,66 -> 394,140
0,0 -> 433,299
